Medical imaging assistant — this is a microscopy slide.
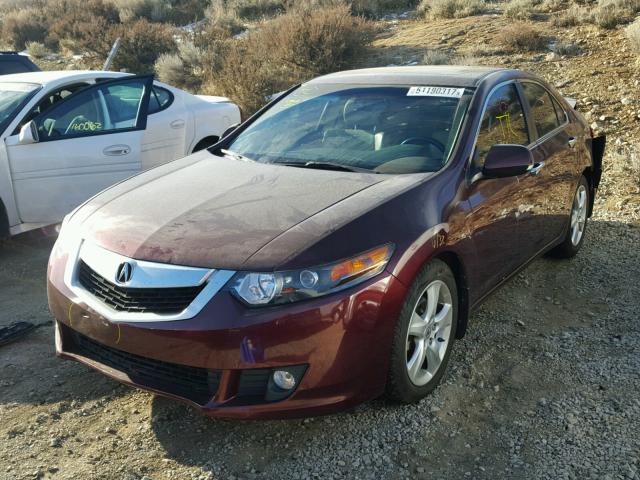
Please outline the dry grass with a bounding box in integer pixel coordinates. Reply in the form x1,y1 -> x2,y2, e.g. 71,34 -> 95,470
423,49 -> 477,64
418,0 -> 486,18
503,0 -> 541,20
551,5 -> 585,26
498,22 -> 547,51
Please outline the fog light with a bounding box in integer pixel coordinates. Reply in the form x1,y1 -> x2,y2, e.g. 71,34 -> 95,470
273,370 -> 296,390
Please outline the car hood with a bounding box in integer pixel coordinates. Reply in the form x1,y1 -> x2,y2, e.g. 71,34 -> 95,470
73,152 -> 420,270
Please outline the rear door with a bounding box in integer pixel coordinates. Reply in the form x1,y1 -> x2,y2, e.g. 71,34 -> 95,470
516,81 -> 578,255
5,75 -> 153,224
140,84 -> 189,169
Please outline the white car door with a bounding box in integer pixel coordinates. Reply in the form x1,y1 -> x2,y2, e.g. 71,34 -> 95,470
140,84 -> 190,169
5,75 -> 153,224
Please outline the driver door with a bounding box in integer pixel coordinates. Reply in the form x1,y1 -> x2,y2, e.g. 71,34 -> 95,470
5,75 -> 153,224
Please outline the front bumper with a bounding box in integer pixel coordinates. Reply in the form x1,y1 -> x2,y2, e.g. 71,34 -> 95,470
49,266 -> 407,419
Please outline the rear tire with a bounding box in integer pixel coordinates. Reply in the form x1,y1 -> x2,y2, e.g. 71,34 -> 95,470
549,175 -> 589,258
386,259 -> 458,403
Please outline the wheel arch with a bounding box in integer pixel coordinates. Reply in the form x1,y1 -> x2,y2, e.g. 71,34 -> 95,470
433,251 -> 470,339
192,135 -> 220,153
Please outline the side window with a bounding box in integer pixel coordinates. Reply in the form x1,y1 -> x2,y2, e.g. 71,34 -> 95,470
551,95 -> 568,125
522,83 -> 561,138
14,83 -> 88,134
148,86 -> 173,115
35,78 -> 147,141
474,84 -> 529,170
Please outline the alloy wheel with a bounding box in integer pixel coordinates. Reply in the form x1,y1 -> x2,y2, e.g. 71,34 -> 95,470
570,184 -> 588,246
405,279 -> 453,386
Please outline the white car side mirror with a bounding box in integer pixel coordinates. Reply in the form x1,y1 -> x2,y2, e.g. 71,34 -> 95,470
18,120 -> 39,145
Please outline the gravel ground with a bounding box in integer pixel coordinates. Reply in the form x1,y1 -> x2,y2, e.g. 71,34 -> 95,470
0,208 -> 638,480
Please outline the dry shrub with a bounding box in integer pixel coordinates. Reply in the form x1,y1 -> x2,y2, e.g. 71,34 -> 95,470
165,0 -> 210,24
553,40 -> 582,55
25,41 -> 49,58
627,19 -> 640,52
423,49 -> 452,64
45,0 -> 120,50
109,19 -> 176,72
111,0 -> 172,22
589,0 -> 640,28
288,0 -> 420,15
498,23 -> 547,51
504,0 -> 541,19
205,1 -> 247,34
539,0 -> 563,13
423,49 -> 477,64
551,5 -> 585,26
79,18 -> 176,72
206,5 -> 375,114
212,0 -> 284,19
418,0 -> 486,19
154,40 -> 204,91
1,8 -> 47,50
155,53 -> 190,86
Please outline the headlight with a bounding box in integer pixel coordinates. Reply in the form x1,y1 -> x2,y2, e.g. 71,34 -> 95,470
229,244 -> 394,306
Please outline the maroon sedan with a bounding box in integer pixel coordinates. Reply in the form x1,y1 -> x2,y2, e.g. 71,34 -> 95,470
48,66 -> 605,419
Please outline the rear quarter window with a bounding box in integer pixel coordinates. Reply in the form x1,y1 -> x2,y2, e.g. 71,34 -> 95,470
148,86 -> 173,114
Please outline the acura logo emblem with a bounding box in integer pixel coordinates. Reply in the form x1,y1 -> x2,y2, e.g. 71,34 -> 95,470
115,262 -> 133,284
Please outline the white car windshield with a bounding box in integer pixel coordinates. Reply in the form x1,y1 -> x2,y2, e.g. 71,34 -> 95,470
0,82 -> 40,131
226,83 -> 472,174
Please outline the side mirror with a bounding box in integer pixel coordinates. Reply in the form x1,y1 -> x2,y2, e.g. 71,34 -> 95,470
18,120 -> 39,145
221,123 -> 239,139
482,144 -> 533,178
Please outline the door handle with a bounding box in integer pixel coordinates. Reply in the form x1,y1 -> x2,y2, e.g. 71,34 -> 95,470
170,119 -> 185,129
528,161 -> 545,176
567,137 -> 577,148
103,145 -> 131,156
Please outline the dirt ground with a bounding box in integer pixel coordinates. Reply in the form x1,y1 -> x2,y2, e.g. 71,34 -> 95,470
1,10 -> 640,480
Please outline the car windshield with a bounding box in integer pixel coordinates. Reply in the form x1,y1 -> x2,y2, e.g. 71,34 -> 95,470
0,82 -> 39,132
226,83 -> 472,174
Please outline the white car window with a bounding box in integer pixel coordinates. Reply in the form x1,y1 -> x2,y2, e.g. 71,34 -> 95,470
35,78 -> 147,141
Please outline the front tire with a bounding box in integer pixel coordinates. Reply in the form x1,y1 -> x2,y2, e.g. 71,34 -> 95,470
386,259 -> 458,403
550,175 -> 589,258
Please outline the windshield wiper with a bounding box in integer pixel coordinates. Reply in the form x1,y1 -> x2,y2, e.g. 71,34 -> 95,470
219,149 -> 255,163
277,161 -> 374,173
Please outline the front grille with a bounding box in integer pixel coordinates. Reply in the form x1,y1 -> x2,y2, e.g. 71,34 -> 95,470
69,329 -> 219,405
78,260 -> 205,315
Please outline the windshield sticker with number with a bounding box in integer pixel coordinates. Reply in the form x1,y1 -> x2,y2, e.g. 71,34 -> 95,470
407,86 -> 465,98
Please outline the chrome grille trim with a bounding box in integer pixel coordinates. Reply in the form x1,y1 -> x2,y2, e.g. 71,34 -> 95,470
64,240 -> 235,323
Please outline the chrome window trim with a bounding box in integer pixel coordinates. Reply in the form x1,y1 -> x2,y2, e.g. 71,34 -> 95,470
63,240 -> 235,323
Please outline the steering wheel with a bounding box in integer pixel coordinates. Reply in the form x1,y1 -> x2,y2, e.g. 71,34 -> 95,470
400,137 -> 445,153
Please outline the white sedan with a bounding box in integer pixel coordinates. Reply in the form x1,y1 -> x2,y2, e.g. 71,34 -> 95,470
0,71 -> 241,236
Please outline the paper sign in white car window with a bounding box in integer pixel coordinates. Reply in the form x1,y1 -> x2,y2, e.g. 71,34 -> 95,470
407,86 -> 465,98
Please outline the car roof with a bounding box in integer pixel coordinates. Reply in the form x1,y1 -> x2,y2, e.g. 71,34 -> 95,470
307,66 -> 515,88
0,70 -> 128,87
